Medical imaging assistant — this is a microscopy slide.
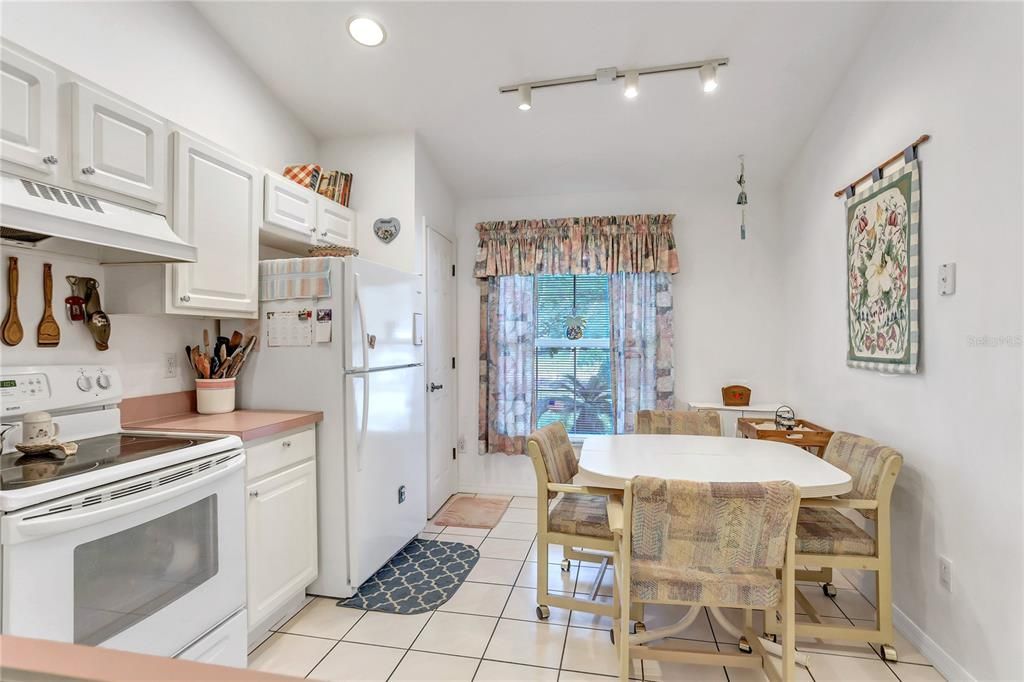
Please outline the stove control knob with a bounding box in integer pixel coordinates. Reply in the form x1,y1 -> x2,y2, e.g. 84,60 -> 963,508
96,374 -> 111,390
77,375 -> 93,392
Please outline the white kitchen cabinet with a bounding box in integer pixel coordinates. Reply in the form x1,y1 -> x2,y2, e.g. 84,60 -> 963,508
316,195 -> 356,247
0,45 -> 59,176
264,172 -> 318,240
170,131 -> 259,316
245,430 -> 318,635
71,81 -> 167,204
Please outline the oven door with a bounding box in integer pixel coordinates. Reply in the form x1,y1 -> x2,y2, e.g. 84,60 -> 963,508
1,450 -> 245,657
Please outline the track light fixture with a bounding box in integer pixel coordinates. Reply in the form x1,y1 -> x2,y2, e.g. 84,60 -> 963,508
623,70 -> 639,99
518,85 -> 532,111
501,57 -> 728,110
699,63 -> 718,93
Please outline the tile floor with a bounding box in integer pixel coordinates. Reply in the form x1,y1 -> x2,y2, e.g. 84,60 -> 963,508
249,495 -> 944,681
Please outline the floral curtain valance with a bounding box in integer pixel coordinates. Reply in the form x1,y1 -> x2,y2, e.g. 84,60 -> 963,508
473,213 -> 678,278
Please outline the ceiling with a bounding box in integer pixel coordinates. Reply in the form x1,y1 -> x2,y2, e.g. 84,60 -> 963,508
195,2 -> 885,199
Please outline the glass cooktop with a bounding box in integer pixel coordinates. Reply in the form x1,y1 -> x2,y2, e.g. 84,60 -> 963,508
0,433 -> 219,490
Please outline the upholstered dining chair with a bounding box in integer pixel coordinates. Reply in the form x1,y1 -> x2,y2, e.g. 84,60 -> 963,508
526,422 -> 624,621
635,409 -> 723,436
609,477 -> 801,682
773,431 -> 903,662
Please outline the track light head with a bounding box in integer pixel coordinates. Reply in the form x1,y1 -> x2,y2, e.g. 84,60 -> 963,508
699,63 -> 718,93
518,85 -> 532,111
623,71 -> 639,99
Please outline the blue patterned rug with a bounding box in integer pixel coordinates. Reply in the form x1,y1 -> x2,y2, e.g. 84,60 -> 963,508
337,539 -> 479,614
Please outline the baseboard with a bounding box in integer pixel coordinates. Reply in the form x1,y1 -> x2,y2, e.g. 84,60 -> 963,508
893,606 -> 973,681
459,482 -> 536,498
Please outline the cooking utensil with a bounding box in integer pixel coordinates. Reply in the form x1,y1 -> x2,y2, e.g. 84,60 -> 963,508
37,263 -> 61,346
228,336 -> 257,378
2,257 -> 24,346
86,311 -> 111,351
229,330 -> 243,353
81,277 -> 101,315
195,354 -> 211,379
203,329 -> 210,355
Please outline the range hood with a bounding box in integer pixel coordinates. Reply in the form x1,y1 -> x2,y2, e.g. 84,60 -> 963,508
0,174 -> 197,264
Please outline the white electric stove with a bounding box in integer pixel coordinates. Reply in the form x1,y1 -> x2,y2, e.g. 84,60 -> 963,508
0,365 -> 248,667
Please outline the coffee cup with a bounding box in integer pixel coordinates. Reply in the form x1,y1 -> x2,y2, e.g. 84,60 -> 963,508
21,411 -> 59,445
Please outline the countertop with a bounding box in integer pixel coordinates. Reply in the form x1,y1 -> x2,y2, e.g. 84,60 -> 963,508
125,409 -> 323,442
0,635 -> 297,681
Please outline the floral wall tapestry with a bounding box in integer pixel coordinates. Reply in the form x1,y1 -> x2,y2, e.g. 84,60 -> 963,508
846,160 -> 920,374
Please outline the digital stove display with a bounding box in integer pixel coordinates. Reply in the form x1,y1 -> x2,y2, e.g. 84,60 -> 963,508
0,433 -> 220,490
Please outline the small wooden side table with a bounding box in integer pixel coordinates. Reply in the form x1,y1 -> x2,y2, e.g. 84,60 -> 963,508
736,417 -> 834,457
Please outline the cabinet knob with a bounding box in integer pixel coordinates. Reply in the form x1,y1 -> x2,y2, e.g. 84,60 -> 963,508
310,227 -> 317,233
42,155 -> 59,165
321,231 -> 328,237
282,440 -> 292,448
249,490 -> 259,498
81,166 -> 96,175
180,295 -> 191,303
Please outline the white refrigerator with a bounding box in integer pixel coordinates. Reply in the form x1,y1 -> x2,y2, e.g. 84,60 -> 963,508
239,256 -> 426,598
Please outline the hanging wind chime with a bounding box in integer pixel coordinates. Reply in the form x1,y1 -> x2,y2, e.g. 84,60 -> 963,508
736,155 -> 748,240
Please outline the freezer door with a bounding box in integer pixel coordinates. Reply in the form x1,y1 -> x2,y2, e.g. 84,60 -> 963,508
344,258 -> 423,371
345,365 -> 426,590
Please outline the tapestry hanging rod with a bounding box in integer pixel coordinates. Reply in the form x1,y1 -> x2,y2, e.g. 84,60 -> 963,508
833,134 -> 931,198
498,57 -> 730,93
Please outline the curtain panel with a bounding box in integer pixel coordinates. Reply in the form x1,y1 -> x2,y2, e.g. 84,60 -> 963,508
610,272 -> 675,434
478,275 -> 536,455
473,214 -> 678,278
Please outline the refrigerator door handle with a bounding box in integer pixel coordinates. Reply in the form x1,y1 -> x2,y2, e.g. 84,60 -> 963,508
355,373 -> 370,472
353,272 -> 370,371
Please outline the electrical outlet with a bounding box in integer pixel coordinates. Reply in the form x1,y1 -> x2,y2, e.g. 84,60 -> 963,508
939,556 -> 953,592
163,353 -> 178,379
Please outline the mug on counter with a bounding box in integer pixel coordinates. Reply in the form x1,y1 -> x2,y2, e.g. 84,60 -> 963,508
22,411 -> 59,445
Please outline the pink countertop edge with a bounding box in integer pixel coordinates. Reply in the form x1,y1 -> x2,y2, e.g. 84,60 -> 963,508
0,634 -> 298,681
124,409 -> 323,442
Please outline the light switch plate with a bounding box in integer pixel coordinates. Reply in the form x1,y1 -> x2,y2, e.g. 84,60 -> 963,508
939,263 -> 956,295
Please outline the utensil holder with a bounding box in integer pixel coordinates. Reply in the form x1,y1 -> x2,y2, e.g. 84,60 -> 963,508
196,378 -> 236,415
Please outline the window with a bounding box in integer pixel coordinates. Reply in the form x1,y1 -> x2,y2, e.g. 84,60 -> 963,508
535,274 -> 613,436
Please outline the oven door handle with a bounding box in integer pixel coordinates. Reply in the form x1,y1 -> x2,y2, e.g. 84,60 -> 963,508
8,455 -> 244,541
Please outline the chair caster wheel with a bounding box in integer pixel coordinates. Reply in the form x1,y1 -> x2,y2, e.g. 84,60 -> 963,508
880,644 -> 898,663
822,582 -> 838,598
762,632 -> 778,644
536,605 -> 550,620
738,636 -> 752,654
632,622 -> 646,634
560,559 -> 571,573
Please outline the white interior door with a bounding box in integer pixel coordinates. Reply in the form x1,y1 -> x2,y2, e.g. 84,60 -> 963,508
426,227 -> 457,516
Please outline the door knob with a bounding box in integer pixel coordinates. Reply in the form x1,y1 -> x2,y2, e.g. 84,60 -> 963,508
429,382 -> 444,392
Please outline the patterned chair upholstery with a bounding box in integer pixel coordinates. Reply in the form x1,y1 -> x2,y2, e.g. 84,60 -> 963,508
796,507 -> 876,556
635,409 -> 722,436
528,422 -> 579,500
549,493 -> 613,539
821,431 -> 903,520
629,477 -> 798,608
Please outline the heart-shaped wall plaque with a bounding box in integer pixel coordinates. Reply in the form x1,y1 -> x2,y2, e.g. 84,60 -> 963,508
373,217 -> 401,244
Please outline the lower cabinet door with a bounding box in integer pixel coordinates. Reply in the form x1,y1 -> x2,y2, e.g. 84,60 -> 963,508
246,460 -> 318,629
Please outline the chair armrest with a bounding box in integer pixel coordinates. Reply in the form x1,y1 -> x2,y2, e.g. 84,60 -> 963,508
546,483 -> 622,497
801,498 -> 878,510
606,495 -> 624,534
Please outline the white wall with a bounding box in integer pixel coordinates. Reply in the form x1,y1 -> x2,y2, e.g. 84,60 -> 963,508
0,1 -> 318,398
455,184 -> 789,494
414,136 -> 456,272
779,3 -> 1023,680
319,132 -> 417,273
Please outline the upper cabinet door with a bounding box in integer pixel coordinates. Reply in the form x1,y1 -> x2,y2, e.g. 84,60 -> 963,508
171,132 -> 259,316
72,82 -> 166,204
265,173 -> 317,240
316,196 -> 356,247
0,46 -> 58,175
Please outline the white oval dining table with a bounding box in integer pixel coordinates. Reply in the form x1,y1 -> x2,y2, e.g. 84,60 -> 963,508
578,434 -> 852,498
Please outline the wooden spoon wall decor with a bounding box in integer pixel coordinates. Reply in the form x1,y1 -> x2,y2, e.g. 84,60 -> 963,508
37,263 -> 61,346
1,257 -> 23,346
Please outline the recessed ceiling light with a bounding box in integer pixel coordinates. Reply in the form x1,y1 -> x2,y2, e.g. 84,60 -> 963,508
348,16 -> 385,47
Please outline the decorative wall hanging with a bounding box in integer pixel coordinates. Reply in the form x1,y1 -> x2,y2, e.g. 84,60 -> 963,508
373,217 -> 401,244
844,158 -> 920,374
736,155 -> 748,240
